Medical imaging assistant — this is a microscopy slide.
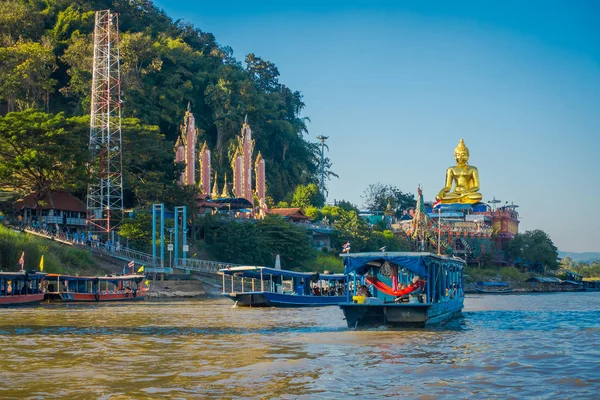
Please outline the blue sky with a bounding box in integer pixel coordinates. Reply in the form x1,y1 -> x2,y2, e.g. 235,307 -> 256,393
154,0 -> 600,252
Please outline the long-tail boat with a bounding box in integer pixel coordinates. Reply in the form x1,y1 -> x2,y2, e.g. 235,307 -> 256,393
0,271 -> 46,307
220,266 -> 346,307
44,274 -> 147,302
338,252 -> 465,328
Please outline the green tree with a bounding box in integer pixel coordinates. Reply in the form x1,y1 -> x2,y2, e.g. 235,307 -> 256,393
507,229 -> 559,272
0,110 -> 88,214
0,39 -> 57,112
361,183 -> 415,217
291,183 -> 325,209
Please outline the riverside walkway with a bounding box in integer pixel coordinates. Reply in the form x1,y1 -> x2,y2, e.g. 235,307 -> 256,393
22,227 -> 238,274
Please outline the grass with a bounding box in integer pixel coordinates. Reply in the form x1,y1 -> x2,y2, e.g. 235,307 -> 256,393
464,265 -> 533,285
0,224 -> 105,275
314,252 -> 344,273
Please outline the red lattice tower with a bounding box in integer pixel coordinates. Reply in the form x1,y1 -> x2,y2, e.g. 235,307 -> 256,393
87,10 -> 123,236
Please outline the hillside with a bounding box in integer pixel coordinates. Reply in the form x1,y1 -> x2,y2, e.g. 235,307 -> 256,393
558,251 -> 600,263
0,0 -> 326,206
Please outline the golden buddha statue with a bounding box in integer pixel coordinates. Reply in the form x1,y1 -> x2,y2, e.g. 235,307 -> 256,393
436,139 -> 483,204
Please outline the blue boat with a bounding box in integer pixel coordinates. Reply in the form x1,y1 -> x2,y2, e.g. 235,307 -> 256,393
219,266 -> 346,307
0,271 -> 46,307
338,252 -> 465,329
474,281 -> 513,293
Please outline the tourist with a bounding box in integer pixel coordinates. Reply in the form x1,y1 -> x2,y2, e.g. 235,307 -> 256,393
357,284 -> 372,298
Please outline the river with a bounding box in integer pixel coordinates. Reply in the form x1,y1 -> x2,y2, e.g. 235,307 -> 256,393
0,292 -> 598,399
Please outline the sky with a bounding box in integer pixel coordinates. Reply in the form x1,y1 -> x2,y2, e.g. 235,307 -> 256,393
153,0 -> 600,253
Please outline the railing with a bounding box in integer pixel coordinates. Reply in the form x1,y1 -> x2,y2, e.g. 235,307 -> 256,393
174,258 -> 240,273
19,224 -> 237,276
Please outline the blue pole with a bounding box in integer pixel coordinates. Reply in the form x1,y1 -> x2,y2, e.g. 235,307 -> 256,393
182,206 -> 187,263
152,204 -> 156,264
160,204 -> 165,268
174,207 -> 179,268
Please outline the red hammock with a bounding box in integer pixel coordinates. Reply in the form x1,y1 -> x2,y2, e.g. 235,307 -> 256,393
365,275 -> 426,297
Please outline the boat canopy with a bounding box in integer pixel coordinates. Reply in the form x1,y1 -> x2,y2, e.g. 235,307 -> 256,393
476,281 -> 510,287
45,274 -> 144,282
341,252 -> 465,277
219,266 -> 346,281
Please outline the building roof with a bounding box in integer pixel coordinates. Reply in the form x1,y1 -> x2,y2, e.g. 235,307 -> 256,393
267,208 -> 310,220
13,191 -> 86,213
526,277 -> 562,283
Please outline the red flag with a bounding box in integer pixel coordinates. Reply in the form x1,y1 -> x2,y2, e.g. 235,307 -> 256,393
18,251 -> 25,270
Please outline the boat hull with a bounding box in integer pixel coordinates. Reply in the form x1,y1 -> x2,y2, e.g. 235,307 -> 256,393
474,288 -> 513,294
0,294 -> 44,307
224,292 -> 345,307
340,297 -> 464,329
45,291 -> 147,302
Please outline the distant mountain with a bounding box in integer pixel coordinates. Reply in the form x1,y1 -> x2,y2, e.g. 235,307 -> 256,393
558,251 -> 600,263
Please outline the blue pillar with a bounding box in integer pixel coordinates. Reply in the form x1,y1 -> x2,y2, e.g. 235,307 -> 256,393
152,205 -> 157,265
160,204 -> 165,268
182,206 -> 187,262
174,207 -> 179,268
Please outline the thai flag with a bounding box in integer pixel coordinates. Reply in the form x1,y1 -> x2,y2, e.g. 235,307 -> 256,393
18,251 -> 25,270
342,241 -> 351,253
432,200 -> 442,210
128,260 -> 135,268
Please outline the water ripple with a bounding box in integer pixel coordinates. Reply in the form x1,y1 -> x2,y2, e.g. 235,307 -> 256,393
0,294 -> 598,399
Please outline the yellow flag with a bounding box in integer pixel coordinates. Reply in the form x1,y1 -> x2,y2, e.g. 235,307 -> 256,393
39,255 -> 44,272
137,265 -> 145,273
144,280 -> 151,287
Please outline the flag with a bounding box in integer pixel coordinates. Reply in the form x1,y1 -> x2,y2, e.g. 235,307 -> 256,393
342,241 -> 351,253
144,280 -> 151,287
137,265 -> 145,273
128,260 -> 135,268
18,251 -> 25,270
432,200 -> 442,210
39,255 -> 44,272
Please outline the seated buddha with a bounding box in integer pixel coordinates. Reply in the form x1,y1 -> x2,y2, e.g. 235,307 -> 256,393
436,139 -> 483,204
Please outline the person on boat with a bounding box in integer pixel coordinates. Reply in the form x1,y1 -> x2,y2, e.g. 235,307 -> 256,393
312,286 -> 321,296
7,282 -> 12,295
357,284 -> 372,298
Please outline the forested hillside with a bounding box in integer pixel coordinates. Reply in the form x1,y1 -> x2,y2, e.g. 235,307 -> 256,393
0,0 -> 328,206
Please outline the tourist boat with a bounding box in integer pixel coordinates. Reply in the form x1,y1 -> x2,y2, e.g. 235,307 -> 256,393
0,271 -> 46,306
44,274 -> 148,302
582,279 -> 600,292
338,252 -> 465,329
219,266 -> 347,307
474,281 -> 513,293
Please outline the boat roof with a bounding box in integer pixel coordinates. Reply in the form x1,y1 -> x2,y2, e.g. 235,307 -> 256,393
45,274 -> 145,281
526,277 -> 562,283
476,281 -> 510,287
0,271 -> 46,278
339,252 -> 466,277
219,266 -> 346,281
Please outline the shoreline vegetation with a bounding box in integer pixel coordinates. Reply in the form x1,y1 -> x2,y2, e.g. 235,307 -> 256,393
1,224 -> 592,298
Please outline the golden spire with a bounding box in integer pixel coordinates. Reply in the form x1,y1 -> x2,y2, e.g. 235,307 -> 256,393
221,173 -> 231,198
454,138 -> 469,155
211,172 -> 219,198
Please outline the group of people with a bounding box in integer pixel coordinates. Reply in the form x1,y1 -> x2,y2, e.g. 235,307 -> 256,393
311,284 -> 344,296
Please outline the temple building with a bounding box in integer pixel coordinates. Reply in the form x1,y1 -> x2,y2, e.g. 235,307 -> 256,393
175,103 -> 199,186
174,107 -> 267,215
393,139 -> 520,265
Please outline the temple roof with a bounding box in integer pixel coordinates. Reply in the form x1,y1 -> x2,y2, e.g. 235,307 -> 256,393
267,208 -> 310,220
13,191 -> 86,212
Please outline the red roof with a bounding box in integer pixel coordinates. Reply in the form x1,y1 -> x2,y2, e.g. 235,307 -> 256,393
13,191 -> 86,212
267,208 -> 310,220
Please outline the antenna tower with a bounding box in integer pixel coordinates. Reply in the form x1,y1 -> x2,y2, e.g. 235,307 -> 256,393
87,10 -> 124,236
